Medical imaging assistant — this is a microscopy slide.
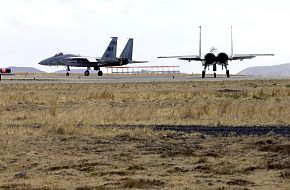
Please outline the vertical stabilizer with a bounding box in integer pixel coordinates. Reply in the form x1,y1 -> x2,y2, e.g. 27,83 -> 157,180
120,38 -> 133,61
199,26 -> 202,58
101,37 -> 118,60
231,26 -> 233,58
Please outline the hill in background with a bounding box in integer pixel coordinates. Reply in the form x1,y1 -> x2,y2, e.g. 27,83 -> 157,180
238,63 -> 290,76
8,67 -> 45,73
6,63 -> 290,76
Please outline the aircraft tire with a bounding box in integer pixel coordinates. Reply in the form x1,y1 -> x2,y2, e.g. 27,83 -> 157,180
66,72 -> 70,76
98,71 -> 103,76
213,64 -> 217,72
202,71 -> 205,78
226,70 -> 230,78
214,73 -> 217,78
84,70 -> 90,76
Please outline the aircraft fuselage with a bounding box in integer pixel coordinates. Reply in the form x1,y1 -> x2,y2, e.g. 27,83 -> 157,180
202,47 -> 229,67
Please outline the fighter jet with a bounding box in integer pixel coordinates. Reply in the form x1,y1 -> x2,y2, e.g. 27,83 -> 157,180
158,26 -> 274,78
39,37 -> 147,76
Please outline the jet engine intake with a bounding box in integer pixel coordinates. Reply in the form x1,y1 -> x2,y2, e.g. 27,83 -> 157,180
204,53 -> 216,65
217,53 -> 229,64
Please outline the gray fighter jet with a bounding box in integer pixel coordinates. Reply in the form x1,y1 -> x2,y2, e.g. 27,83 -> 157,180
158,26 -> 274,78
39,38 -> 147,76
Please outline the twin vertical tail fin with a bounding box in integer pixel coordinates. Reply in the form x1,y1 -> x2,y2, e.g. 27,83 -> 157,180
101,37 -> 118,61
231,26 -> 234,58
231,26 -> 234,59
120,38 -> 133,61
198,26 -> 234,59
199,26 -> 202,58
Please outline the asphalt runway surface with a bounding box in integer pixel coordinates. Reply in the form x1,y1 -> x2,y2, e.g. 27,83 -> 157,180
152,125 -> 290,136
91,125 -> 290,136
1,74 -> 290,84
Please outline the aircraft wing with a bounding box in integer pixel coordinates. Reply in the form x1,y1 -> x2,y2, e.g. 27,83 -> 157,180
158,55 -> 202,61
231,54 -> 274,61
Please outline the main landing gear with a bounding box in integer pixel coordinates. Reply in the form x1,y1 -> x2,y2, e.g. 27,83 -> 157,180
98,70 -> 103,76
83,67 -> 103,77
226,70 -> 230,78
84,70 -> 90,76
213,64 -> 217,78
202,65 -> 207,78
201,64 -> 230,78
224,65 -> 230,78
65,66 -> 104,77
94,66 -> 103,77
66,66 -> 70,76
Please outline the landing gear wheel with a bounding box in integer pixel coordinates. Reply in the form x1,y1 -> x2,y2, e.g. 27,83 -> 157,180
226,70 -> 230,78
66,72 -> 70,76
213,64 -> 217,72
98,71 -> 103,76
84,70 -> 90,76
214,73 -> 217,78
202,71 -> 205,78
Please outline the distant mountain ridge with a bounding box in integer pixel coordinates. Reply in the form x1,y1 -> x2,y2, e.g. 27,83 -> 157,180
238,63 -> 290,76
8,67 -> 45,73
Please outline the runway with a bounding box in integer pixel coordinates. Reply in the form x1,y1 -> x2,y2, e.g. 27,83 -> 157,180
95,125 -> 290,136
1,74 -> 290,84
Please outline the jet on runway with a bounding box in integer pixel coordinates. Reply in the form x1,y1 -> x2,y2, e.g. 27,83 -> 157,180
158,26 -> 274,78
39,38 -> 147,76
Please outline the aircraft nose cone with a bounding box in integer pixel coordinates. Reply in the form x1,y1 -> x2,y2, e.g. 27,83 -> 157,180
39,59 -> 47,65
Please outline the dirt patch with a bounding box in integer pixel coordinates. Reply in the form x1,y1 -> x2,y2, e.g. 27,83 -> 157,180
227,179 -> 256,186
259,144 -> 290,154
121,178 -> 165,189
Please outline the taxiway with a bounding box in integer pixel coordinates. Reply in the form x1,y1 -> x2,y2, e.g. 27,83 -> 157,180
1,74 -> 290,84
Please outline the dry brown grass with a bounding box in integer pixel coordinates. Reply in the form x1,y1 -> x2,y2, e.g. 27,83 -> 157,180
0,125 -> 289,189
1,79 -> 290,127
1,79 -> 290,189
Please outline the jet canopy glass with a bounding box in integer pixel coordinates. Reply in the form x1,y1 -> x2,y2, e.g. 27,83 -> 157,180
54,52 -> 64,57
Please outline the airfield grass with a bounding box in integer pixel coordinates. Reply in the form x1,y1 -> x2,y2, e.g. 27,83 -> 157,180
1,79 -> 290,126
0,79 -> 290,189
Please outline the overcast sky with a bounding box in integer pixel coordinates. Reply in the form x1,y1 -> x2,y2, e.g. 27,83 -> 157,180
0,0 -> 289,74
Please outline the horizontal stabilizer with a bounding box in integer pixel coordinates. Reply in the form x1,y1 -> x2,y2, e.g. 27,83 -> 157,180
158,55 -> 201,61
129,60 -> 148,63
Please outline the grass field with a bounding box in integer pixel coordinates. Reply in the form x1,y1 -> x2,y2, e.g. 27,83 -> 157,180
0,79 -> 290,189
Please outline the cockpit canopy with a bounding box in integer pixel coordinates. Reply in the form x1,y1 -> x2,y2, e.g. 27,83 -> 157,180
210,47 -> 218,52
54,52 -> 64,57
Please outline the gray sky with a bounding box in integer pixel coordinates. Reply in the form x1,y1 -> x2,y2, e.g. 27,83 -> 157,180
0,0 -> 289,74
